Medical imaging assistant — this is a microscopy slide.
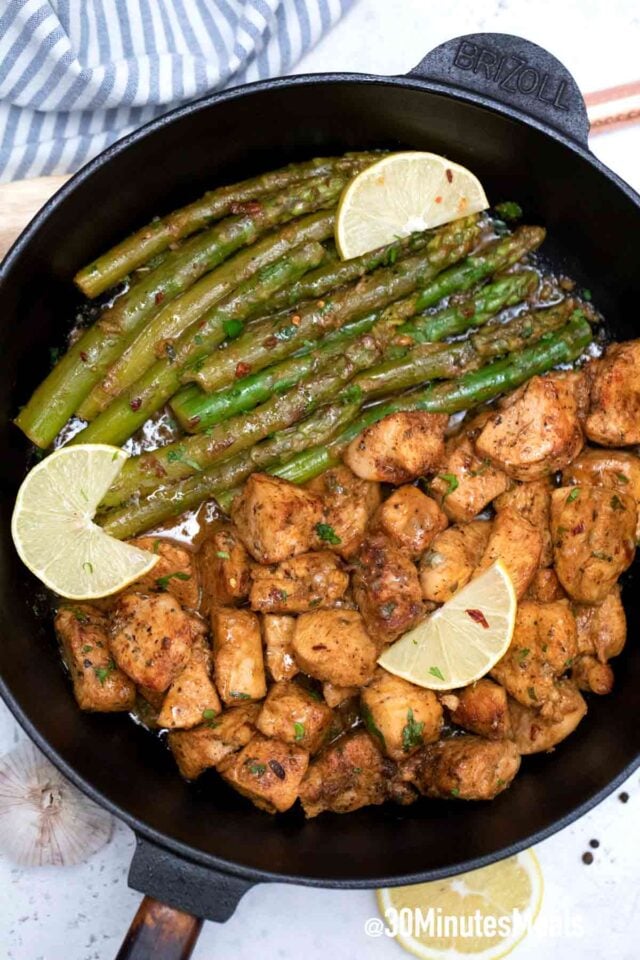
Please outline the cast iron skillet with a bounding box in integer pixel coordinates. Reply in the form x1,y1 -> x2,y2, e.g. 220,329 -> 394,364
2,31 -> 640,959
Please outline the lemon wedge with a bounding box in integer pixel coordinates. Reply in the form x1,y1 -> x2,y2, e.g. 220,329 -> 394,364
11,444 -> 158,600
336,151 -> 489,260
376,849 -> 543,960
378,561 -> 516,690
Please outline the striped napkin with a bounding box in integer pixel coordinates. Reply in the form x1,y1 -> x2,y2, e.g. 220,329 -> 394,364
0,0 -> 353,183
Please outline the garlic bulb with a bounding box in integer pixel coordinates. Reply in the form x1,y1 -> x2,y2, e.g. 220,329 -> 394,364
0,740 -> 113,867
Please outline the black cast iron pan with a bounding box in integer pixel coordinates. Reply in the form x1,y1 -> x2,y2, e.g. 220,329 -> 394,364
1,32 -> 640,959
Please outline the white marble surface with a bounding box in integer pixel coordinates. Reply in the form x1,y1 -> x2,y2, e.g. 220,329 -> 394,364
3,1 -> 640,957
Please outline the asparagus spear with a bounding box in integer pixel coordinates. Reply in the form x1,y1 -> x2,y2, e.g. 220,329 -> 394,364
74,153 -> 379,297
170,270 -> 537,432
188,224 -> 543,394
72,216 -> 482,447
77,210 -> 336,420
99,399 -> 361,540
15,176 -> 347,448
99,313 -> 591,536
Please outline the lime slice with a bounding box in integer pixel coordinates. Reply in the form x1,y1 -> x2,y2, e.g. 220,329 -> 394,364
378,561 -> 516,690
12,444 -> 158,600
376,849 -> 543,960
335,151 -> 489,260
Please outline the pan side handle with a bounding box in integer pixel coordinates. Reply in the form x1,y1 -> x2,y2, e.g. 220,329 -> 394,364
115,897 -> 203,960
407,32 -> 590,147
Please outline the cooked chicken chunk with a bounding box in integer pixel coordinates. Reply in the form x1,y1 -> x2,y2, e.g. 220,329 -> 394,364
128,537 -> 199,608
491,599 -> 578,711
292,610 -> 378,687
299,730 -> 415,817
256,680 -> 333,752
401,736 -> 520,800
111,593 -> 195,692
344,411 -> 448,484
198,524 -> 251,614
571,656 -> 615,695
218,733 -> 308,813
322,682 -> 359,708
360,668 -> 443,761
476,507 -> 543,599
250,551 -> 349,613
573,585 -> 626,661
55,605 -> 136,712
429,436 -> 509,523
509,682 -> 587,753
476,373 -> 585,480
307,466 -> 381,558
352,534 -> 423,644
420,520 -> 492,603
550,486 -> 636,603
262,614 -> 298,681
494,478 -> 553,567
231,473 -> 323,564
562,448 -> 640,538
211,607 -> 267,705
524,568 -> 566,603
372,485 -> 448,559
157,636 -> 221,729
168,703 -> 259,779
443,678 -> 511,740
585,341 -> 640,445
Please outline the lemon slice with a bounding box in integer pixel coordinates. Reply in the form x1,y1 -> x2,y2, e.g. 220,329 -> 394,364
12,444 -> 158,600
335,151 -> 489,260
378,561 -> 515,690
376,850 -> 543,960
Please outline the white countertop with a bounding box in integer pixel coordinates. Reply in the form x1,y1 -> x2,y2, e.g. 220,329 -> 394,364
3,1 -> 640,957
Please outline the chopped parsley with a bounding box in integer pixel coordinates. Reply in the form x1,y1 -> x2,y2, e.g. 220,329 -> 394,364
437,473 -> 459,497
527,686 -> 538,701
616,473 -> 630,485
518,648 -> 530,664
95,660 -> 116,685
166,447 -> 202,471
82,561 -> 94,575
450,787 -> 461,797
152,539 -> 162,554
247,761 -> 266,777
156,571 -> 191,591
66,606 -> 89,623
566,488 -> 580,504
361,704 -> 386,747
81,644 -> 93,653
230,691 -> 251,700
429,666 -> 445,682
222,318 -> 244,340
215,550 -> 231,559
610,494 -> 625,512
202,708 -> 220,727
293,722 -> 305,742
494,201 -> 523,222
315,523 -> 342,545
401,709 -> 425,753
342,383 -> 363,405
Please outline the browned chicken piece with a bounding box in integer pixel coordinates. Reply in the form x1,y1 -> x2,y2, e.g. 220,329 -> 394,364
250,551 -> 349,614
167,703 -> 260,779
55,605 -> 136,712
352,534 -> 423,644
211,607 -> 266,705
524,568 -> 566,603
111,593 -> 195,693
128,536 -> 199,608
571,656 -> 615,695
490,599 -> 578,712
550,486 -> 636,604
299,730 -> 416,817
573,585 -> 626,662
360,668 -> 443,761
585,341 -> 640,446
292,610 -> 378,687
508,682 -> 587,754
401,736 -> 520,800
157,636 -> 221,729
429,435 -> 510,523
371,486 -> 448,559
262,614 -> 298,681
476,373 -> 585,481
307,465 -> 381,558
198,524 -> 251,614
322,682 -> 359,708
494,478 -> 553,567
218,733 -> 309,813
442,679 -> 512,740
476,508 -> 543,599
420,520 -> 492,603
562,448 -> 640,538
256,680 -> 333,752
231,472 -> 323,564
344,411 -> 448,484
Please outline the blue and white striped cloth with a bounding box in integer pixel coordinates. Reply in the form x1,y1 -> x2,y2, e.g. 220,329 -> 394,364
0,0 -> 354,183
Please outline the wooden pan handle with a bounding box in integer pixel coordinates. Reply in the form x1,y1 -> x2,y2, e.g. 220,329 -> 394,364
115,896 -> 203,960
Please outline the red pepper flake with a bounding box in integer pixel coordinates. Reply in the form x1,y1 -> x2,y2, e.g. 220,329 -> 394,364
235,361 -> 251,378
79,351 -> 88,362
291,314 -> 301,327
263,335 -> 278,349
466,608 -> 489,629
446,169 -> 453,183
230,200 -> 262,216
435,195 -> 443,204
130,397 -> 142,412
189,416 -> 201,427
571,522 -> 585,535
155,291 -> 165,305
